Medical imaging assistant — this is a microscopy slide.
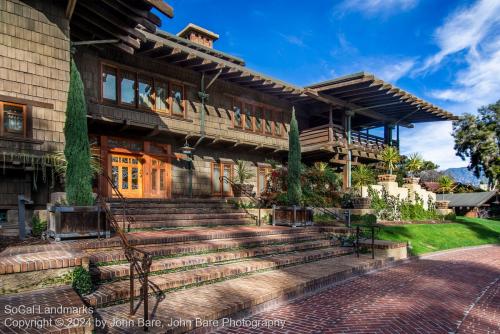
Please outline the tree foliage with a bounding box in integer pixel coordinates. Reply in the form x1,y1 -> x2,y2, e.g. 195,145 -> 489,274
64,59 -> 94,206
380,146 -> 400,175
452,101 -> 499,189
287,108 -> 302,205
352,164 -> 375,191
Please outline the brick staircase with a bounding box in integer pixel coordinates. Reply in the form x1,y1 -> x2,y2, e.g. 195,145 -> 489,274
0,198 -> 407,333
109,198 -> 255,230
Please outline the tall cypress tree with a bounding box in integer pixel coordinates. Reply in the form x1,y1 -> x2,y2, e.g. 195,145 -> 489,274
287,107 -> 302,205
64,59 -> 93,206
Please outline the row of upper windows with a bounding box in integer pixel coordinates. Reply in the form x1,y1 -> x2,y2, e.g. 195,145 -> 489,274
100,63 -> 287,138
232,100 -> 286,137
101,64 -> 186,117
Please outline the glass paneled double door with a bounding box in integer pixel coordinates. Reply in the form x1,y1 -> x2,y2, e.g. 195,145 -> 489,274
111,154 -> 143,198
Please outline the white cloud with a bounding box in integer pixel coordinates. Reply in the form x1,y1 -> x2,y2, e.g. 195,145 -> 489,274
377,59 -> 416,82
416,0 -> 500,114
334,0 -> 418,17
399,122 -> 467,170
418,0 -> 500,72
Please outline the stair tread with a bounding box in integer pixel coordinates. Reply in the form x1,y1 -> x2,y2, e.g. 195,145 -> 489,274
93,239 -> 337,280
87,231 -> 328,263
85,246 -> 352,306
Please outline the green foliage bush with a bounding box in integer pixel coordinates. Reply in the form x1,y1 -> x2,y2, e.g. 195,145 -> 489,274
72,266 -> 92,295
31,215 -> 47,237
287,109 -> 302,205
64,59 -> 93,206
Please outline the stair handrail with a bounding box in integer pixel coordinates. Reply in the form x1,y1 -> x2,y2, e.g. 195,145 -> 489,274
101,173 -> 136,232
219,175 -> 263,226
354,224 -> 381,260
97,173 -> 160,332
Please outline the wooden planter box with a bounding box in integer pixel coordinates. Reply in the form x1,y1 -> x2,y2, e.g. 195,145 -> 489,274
272,205 -> 313,227
231,184 -> 254,197
378,174 -> 397,182
352,197 -> 372,209
435,200 -> 450,209
404,177 -> 420,184
47,205 -> 108,241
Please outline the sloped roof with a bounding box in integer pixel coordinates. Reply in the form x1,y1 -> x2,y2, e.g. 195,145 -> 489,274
436,191 -> 498,207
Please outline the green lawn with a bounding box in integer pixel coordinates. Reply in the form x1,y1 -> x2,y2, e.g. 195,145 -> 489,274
376,217 -> 500,256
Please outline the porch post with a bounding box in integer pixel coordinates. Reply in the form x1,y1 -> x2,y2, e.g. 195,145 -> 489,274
396,124 -> 400,149
384,123 -> 395,146
343,110 -> 354,189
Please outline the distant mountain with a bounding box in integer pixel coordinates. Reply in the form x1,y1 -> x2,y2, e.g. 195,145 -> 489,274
444,167 -> 487,186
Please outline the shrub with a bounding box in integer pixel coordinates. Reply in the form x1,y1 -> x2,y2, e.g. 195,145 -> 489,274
72,266 -> 92,295
31,215 -> 47,237
351,214 -> 377,225
287,108 -> 302,205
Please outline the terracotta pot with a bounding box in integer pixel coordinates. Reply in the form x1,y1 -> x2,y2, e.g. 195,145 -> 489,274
404,177 -> 420,184
231,183 -> 254,197
352,197 -> 372,209
378,174 -> 397,182
435,200 -> 450,209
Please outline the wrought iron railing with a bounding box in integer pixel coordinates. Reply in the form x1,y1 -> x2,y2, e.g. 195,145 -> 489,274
97,173 -> 162,332
220,175 -> 263,226
353,224 -> 380,260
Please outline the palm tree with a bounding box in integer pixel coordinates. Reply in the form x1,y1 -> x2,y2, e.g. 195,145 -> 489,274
406,153 -> 423,177
437,175 -> 455,194
352,164 -> 375,195
380,146 -> 400,175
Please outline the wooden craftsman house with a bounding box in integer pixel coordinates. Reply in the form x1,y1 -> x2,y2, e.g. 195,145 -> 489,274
0,0 -> 457,229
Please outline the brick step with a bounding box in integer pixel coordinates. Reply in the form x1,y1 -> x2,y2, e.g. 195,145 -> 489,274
127,218 -> 255,229
0,249 -> 88,275
92,239 -> 337,280
84,246 -> 352,307
113,212 -> 250,222
108,197 -> 230,204
96,254 -> 389,333
79,226 -> 321,250
110,203 -> 236,210
87,231 -> 328,264
111,207 -> 245,215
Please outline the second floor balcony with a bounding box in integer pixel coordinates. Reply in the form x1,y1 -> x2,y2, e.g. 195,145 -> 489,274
300,124 -> 397,163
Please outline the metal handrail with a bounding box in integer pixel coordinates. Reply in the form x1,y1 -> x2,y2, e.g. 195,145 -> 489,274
354,224 -> 381,260
219,175 -> 263,226
101,173 -> 137,232
97,173 -> 160,332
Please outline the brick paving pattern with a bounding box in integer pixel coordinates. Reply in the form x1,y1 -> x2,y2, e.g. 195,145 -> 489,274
214,245 -> 500,334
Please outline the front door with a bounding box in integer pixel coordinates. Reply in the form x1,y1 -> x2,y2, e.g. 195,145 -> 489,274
150,157 -> 170,198
212,162 -> 233,196
111,154 -> 143,198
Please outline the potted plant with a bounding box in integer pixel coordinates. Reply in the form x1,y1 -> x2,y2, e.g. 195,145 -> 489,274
47,59 -> 106,241
378,146 -> 400,182
351,164 -> 375,209
231,160 -> 255,197
404,153 -> 423,184
435,175 -> 455,209
272,108 -> 313,227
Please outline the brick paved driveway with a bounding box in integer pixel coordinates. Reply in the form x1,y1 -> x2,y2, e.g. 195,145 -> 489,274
214,245 -> 500,334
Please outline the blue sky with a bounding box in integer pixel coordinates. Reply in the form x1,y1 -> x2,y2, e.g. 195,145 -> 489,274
159,0 -> 500,170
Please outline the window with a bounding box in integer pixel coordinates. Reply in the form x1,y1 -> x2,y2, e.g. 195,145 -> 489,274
171,83 -> 184,116
255,107 -> 263,133
120,71 -> 136,105
244,104 -> 253,131
155,81 -> 168,112
138,75 -> 153,110
1,103 -> 26,137
258,166 -> 273,195
102,66 -> 117,102
233,101 -> 243,128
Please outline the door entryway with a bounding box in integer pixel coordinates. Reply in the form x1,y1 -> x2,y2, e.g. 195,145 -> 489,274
211,162 -> 233,197
149,157 -> 170,198
111,154 -> 143,198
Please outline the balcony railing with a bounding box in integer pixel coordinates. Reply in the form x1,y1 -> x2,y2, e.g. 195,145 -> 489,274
300,124 -> 396,156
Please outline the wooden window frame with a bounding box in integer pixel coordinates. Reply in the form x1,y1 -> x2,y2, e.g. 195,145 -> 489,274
0,102 -> 28,138
99,62 -> 187,119
243,103 -> 254,131
257,166 -> 273,195
231,98 -> 286,138
232,99 -> 243,129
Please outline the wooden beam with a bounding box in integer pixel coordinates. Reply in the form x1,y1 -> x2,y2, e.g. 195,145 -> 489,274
143,0 -> 174,18
147,125 -> 160,137
303,88 -> 413,128
115,0 -> 161,26
101,0 -> 156,32
66,0 -> 77,19
71,21 -> 135,54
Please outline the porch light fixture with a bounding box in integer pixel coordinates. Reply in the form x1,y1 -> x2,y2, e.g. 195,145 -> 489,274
181,140 -> 194,156
181,140 -> 194,197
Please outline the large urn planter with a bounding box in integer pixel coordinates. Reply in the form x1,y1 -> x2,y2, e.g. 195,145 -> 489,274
352,197 -> 372,209
435,200 -> 450,209
404,177 -> 420,184
231,183 -> 254,197
272,205 -> 313,227
378,174 -> 397,182
47,205 -> 108,241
